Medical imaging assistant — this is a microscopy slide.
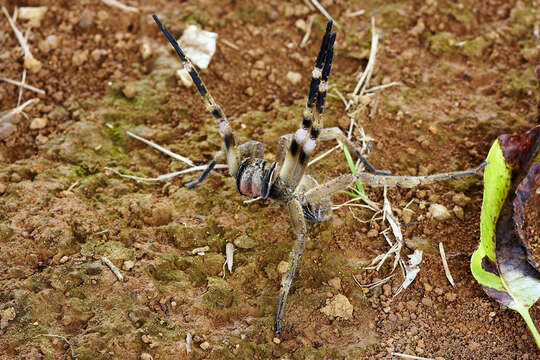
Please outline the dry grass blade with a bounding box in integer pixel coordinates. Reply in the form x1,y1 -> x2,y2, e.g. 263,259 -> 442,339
101,256 -> 124,282
353,273 -> 394,289
0,98 -> 38,123
391,352 -> 435,360
105,164 -> 227,182
101,0 -> 139,13
2,6 -> 34,59
299,15 -> 314,48
126,130 -> 194,166
310,0 -> 340,27
439,242 -> 456,287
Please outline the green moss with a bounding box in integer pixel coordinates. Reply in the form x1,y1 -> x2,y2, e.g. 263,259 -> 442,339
504,68 -> 538,97
461,36 -> 491,58
94,241 -> 134,261
148,259 -> 189,283
204,277 -> 234,308
440,2 -> 476,28
0,223 -> 14,242
427,32 -> 456,55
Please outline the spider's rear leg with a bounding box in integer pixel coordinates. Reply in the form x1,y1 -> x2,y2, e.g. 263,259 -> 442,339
296,175 -> 332,222
186,140 -> 265,188
276,197 -> 308,334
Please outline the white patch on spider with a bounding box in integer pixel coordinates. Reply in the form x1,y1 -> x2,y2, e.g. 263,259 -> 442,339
219,121 -> 229,136
303,138 -> 316,154
318,81 -> 327,92
312,67 -> 322,79
183,62 -> 192,71
295,128 -> 308,144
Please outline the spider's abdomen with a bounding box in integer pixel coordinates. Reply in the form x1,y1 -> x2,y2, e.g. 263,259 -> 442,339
235,158 -> 277,199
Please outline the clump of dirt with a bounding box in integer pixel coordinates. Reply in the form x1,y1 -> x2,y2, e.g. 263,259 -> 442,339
525,176 -> 540,271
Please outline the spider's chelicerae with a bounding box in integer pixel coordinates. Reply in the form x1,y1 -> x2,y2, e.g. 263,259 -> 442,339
153,15 -> 486,334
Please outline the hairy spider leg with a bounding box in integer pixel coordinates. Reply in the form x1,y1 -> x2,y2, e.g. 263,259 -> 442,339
279,21 -> 336,186
304,161 -> 489,205
276,197 -> 308,334
153,15 -> 241,176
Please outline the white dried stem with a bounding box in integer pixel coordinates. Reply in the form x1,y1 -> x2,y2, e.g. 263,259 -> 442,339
307,144 -> 340,167
345,10 -> 366,17
186,333 -> 192,353
105,164 -> 227,183
353,273 -> 394,289
439,242 -> 455,287
2,6 -> 34,59
17,69 -> 26,107
101,0 -> 139,13
221,39 -> 240,50
390,352 -> 434,360
126,130 -> 194,166
101,256 -> 124,282
0,98 -> 38,123
365,81 -> 401,93
299,15 -> 314,48
310,0 -> 340,27
225,243 -> 234,273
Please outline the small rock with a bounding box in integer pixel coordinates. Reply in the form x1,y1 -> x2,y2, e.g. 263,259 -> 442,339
35,134 -> 48,145
453,205 -> 464,220
191,246 -> 210,255
30,117 -> 48,130
141,42 -> 153,60
123,260 -> 135,271
139,353 -> 153,360
39,35 -> 61,53
78,9 -> 95,29
388,313 -> 397,322
320,294 -> 353,320
421,297 -> 433,307
176,68 -> 193,87
273,337 -> 281,344
0,183 -> 6,194
428,204 -> 451,221
445,292 -> 457,302
91,49 -> 107,62
409,19 -> 425,37
72,49 -> 89,66
382,284 -> 392,297
0,122 -> 16,141
402,208 -> 415,224
10,173 -> 21,183
277,260 -> 289,274
328,277 -> 341,290
367,229 -> 378,238
59,256 -> 69,264
234,235 -> 256,249
0,307 -> 16,329
19,7 -> 48,27
200,341 -> 210,350
244,87 -> 254,96
24,56 -> 42,73
122,85 -> 137,99
452,193 -> 471,207
406,300 -> 417,312
286,71 -> 302,85
295,19 -> 306,31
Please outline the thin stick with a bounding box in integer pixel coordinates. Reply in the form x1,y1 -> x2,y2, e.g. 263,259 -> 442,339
101,256 -> 124,282
101,0 -> 139,13
0,98 -> 38,123
299,15 -> 314,48
302,0 -> 315,11
346,10 -> 366,17
365,82 -> 401,93
353,273 -> 394,289
36,334 -> 75,359
221,39 -> 240,50
126,130 -> 194,166
439,242 -> 455,287
105,164 -> 228,182
0,75 -> 45,95
307,144 -> 340,166
2,6 -> 33,59
17,69 -> 26,107
310,0 -> 340,27
391,353 -> 434,360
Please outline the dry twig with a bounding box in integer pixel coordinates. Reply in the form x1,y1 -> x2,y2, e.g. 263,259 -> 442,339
439,242 -> 456,287
101,256 -> 124,282
101,0 -> 139,13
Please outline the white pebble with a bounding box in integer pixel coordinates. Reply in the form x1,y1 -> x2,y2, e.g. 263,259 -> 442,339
30,117 -> 48,130
286,71 -> 302,85
19,7 -> 48,27
429,204 -> 451,221
226,242 -> 234,273
176,68 -> 193,88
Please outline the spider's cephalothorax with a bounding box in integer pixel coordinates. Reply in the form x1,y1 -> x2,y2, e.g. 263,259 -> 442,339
153,15 -> 487,334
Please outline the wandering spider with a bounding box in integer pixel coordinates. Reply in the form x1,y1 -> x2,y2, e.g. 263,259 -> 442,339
153,15 -> 487,334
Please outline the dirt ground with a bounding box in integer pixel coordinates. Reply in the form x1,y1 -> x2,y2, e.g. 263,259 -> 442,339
1,0 -> 539,359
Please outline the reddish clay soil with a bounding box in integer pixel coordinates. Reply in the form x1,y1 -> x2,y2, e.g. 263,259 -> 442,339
1,0 -> 539,359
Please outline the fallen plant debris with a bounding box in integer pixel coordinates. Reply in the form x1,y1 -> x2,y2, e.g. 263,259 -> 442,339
471,67 -> 540,348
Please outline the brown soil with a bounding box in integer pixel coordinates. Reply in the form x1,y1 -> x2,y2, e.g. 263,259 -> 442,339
525,173 -> 540,271
1,0 -> 539,359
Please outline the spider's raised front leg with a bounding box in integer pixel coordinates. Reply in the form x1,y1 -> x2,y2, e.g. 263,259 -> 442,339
276,197 -> 308,334
153,15 -> 241,176
304,161 -> 488,204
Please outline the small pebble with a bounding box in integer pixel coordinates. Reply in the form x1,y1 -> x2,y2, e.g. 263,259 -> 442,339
452,192 -> 471,207
10,173 -> 21,183
367,229 -> 378,238
453,205 -> 464,220
402,208 -> 415,224
59,256 -> 69,264
277,260 -> 289,274
30,117 -> 48,130
24,56 -> 42,73
0,183 -> 6,194
200,341 -> 210,350
234,235 -> 256,249
123,260 -> 135,271
273,337 -> 281,344
328,277 -> 341,290
139,353 -> 153,360
19,6 -> 48,27
176,68 -> 193,87
0,122 -> 16,141
320,294 -> 354,320
122,85 -> 137,99
428,204 -> 451,221
72,50 -> 89,66
191,246 -> 209,255
286,71 -> 302,85
141,42 -> 152,60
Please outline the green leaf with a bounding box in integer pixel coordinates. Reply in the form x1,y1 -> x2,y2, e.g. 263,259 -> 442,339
342,142 -> 365,196
471,125 -> 540,348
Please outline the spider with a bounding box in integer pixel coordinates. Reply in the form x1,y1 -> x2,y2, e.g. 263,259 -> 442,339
152,15 -> 487,334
